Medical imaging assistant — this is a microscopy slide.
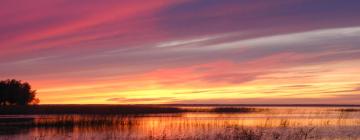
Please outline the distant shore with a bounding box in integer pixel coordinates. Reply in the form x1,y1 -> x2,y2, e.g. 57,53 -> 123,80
34,104 -> 360,107
134,104 -> 360,107
0,104 -> 359,115
0,105 -> 183,115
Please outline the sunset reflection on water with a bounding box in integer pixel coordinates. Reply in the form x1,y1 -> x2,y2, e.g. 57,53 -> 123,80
1,107 -> 360,140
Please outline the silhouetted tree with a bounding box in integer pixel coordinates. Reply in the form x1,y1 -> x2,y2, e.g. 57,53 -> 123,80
0,79 -> 39,106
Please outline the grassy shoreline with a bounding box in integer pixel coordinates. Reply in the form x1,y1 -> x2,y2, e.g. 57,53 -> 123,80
0,105 -> 184,115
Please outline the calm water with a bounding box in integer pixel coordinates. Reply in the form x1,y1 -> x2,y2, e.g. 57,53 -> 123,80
1,106 -> 360,140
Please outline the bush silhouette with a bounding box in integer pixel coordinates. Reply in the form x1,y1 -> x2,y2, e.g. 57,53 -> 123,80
0,79 -> 39,106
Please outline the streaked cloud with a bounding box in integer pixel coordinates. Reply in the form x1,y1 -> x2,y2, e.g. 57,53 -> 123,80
156,35 -> 221,48
206,26 -> 360,50
0,0 -> 360,104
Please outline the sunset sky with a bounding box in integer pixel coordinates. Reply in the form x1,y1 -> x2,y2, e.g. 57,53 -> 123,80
1,0 -> 360,104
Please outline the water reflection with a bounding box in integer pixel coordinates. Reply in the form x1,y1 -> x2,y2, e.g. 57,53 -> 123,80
1,107 -> 360,139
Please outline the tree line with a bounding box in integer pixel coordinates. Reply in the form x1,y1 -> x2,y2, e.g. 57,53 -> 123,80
0,79 -> 39,106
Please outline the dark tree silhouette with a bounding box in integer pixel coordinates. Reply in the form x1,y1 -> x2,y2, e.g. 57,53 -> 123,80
0,79 -> 39,106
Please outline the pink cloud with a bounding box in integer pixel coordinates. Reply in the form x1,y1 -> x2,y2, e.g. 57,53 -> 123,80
0,0 -> 187,56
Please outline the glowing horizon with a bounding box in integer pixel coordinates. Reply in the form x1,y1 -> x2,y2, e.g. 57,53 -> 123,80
1,0 -> 360,104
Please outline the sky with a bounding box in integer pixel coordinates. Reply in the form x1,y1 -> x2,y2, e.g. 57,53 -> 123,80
1,0 -> 360,104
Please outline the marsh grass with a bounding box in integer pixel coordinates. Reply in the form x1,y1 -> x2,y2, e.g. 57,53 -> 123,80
141,126 -> 323,140
0,115 -> 138,128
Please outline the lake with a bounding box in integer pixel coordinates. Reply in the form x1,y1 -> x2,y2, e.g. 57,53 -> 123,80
0,106 -> 360,140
